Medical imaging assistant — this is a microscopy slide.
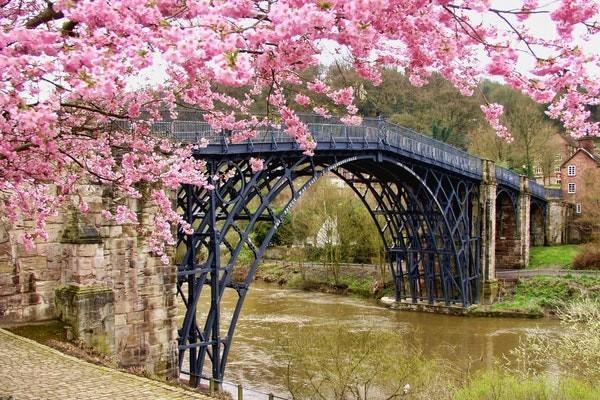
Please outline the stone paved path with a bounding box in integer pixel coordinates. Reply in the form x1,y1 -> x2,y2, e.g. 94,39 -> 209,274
0,329 -> 210,400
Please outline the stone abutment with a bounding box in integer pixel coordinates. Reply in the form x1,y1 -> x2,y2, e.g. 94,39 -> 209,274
0,184 -> 178,377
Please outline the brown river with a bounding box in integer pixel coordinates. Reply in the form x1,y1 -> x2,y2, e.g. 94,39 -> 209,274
188,281 -> 561,399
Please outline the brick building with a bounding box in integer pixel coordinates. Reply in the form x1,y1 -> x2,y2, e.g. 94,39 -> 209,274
560,137 -> 600,215
533,133 -> 577,186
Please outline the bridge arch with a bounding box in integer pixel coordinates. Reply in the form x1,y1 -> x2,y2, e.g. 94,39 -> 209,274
176,151 -> 480,384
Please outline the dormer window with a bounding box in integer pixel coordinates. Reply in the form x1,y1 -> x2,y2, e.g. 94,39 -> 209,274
567,165 -> 576,176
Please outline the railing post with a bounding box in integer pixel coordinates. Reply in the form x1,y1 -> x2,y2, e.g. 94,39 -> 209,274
221,129 -> 230,153
270,129 -> 278,150
344,125 -> 349,148
237,384 -> 243,400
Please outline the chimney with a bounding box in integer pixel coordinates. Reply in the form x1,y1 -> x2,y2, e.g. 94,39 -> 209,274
578,136 -> 596,152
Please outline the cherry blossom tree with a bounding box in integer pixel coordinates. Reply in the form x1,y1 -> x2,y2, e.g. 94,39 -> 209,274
1,0 -> 599,259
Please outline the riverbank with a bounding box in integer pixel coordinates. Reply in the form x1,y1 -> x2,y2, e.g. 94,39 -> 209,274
234,260 -> 393,298
244,261 -> 600,318
490,275 -> 600,316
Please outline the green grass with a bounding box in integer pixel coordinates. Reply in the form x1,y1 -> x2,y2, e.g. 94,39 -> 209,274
492,275 -> 600,314
454,371 -> 600,400
528,245 -> 583,269
340,276 -> 372,297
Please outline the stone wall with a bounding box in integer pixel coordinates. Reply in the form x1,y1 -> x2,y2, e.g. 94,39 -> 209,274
530,205 -> 546,246
0,184 -> 178,377
495,193 -> 522,270
0,212 -> 64,322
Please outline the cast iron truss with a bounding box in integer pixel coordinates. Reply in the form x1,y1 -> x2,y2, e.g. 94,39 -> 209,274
169,116 -> 560,385
176,152 -> 481,385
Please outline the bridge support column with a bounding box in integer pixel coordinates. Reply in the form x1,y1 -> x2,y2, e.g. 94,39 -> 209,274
518,177 -> 531,269
546,199 -> 568,245
478,160 -> 498,303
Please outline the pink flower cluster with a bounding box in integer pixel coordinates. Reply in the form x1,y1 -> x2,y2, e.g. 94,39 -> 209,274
481,104 -> 513,142
1,0 -> 599,257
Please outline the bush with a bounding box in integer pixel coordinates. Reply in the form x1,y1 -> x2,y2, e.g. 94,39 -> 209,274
279,327 -> 452,400
573,249 -> 600,270
508,299 -> 600,383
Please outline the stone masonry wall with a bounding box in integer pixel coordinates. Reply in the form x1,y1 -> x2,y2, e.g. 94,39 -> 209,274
545,200 -> 567,244
495,195 -> 522,270
0,184 -> 178,377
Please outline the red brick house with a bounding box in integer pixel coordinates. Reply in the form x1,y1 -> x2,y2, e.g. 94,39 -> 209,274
560,137 -> 600,215
533,133 -> 577,186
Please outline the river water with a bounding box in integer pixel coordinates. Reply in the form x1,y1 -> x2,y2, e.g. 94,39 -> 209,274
188,282 -> 561,399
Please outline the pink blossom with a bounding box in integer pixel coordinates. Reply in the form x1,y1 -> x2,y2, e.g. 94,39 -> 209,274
481,104 -> 513,142
341,115 -> 363,126
249,157 -> 264,173
294,93 -> 311,106
313,107 -> 331,118
1,0 -> 598,256
329,87 -> 354,106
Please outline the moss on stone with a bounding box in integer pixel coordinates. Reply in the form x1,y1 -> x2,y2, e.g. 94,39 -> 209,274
60,210 -> 102,244
91,334 -> 112,356
6,320 -> 69,346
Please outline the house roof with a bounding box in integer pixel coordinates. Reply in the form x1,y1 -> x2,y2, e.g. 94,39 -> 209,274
560,133 -> 579,148
560,147 -> 600,168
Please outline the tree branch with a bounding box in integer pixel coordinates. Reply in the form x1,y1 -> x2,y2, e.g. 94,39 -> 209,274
25,2 -> 63,29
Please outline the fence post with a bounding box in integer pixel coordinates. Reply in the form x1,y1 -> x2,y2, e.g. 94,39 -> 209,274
268,394 -> 274,400
237,384 -> 243,400
209,378 -> 215,396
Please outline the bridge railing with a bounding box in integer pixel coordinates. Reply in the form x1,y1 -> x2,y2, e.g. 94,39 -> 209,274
149,118 -> 483,176
495,165 -> 521,189
382,121 -> 482,175
545,187 -> 563,198
122,116 -> 561,199
529,179 -> 546,199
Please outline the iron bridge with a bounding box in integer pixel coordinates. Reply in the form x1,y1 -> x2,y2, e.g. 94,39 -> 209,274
153,115 -> 560,385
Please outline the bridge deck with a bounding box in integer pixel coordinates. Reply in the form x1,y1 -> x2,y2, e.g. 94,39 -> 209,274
145,116 -> 560,201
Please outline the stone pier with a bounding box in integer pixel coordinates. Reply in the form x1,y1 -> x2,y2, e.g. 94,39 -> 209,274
0,184 -> 178,377
478,160 -> 498,303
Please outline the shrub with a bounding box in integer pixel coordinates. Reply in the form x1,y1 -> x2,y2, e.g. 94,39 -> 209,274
508,299 -> 600,383
573,249 -> 600,270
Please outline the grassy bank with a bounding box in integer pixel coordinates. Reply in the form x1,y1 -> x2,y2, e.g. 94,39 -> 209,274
491,275 -> 600,315
244,261 -> 391,299
528,244 -> 583,269
250,261 -> 600,319
453,371 -> 599,400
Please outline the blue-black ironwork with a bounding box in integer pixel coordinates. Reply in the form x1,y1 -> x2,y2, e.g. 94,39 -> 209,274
167,116 -> 560,385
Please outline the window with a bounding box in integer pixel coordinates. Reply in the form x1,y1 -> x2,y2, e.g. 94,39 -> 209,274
576,203 -> 582,214
567,165 -> 576,176
554,165 -> 561,173
568,183 -> 576,193
534,165 -> 543,175
557,178 -> 562,185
